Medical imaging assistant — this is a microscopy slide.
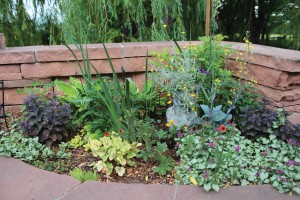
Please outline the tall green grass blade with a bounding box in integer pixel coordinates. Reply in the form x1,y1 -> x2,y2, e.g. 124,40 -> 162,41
174,40 -> 183,55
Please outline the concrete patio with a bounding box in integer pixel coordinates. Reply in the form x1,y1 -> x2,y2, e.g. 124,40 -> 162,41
0,156 -> 299,200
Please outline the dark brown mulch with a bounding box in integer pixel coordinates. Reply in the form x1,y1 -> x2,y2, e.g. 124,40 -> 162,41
3,112 -> 177,185
61,147 -> 177,185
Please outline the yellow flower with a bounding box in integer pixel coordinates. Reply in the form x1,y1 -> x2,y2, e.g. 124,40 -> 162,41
160,59 -> 164,62
163,24 -> 167,28
167,93 -> 171,97
191,108 -> 196,111
166,123 -> 170,127
190,93 -> 196,97
169,120 -> 175,126
184,126 -> 188,130
214,78 -> 221,84
167,100 -> 172,105
190,177 -> 198,186
183,46 -> 187,49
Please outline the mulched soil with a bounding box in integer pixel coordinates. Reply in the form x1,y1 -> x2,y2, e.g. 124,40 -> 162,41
63,147 -> 177,185
2,111 -> 178,185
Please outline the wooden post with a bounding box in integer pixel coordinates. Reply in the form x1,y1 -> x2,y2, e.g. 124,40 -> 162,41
0,33 -> 5,48
205,0 -> 211,36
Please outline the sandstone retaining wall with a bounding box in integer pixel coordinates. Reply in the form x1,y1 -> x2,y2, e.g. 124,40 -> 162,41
0,41 -> 299,114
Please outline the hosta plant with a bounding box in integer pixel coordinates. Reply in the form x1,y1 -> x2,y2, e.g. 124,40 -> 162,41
20,93 -> 72,147
90,131 -> 141,176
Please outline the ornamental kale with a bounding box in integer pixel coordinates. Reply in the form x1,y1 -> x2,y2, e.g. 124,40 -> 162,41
20,93 -> 72,147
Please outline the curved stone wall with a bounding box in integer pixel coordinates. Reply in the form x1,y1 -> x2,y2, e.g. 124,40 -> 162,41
0,41 -> 299,118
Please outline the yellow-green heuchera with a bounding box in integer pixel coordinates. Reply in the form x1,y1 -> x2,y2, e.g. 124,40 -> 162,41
90,132 -> 141,176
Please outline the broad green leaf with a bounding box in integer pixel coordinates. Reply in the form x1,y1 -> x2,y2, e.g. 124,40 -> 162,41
55,80 -> 79,97
69,77 -> 84,90
212,184 -> 220,192
292,187 -> 300,194
241,179 -> 249,186
260,172 -> 269,181
204,183 -> 212,192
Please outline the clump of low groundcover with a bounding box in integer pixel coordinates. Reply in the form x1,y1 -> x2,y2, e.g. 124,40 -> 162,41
20,93 -> 72,147
175,123 -> 300,194
0,122 -> 70,163
239,99 -> 300,140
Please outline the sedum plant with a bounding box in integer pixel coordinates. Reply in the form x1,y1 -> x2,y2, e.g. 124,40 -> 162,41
20,93 -> 72,147
90,131 -> 141,176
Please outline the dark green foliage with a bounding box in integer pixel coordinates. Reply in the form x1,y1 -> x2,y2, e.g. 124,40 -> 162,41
20,93 -> 72,147
239,99 -> 300,140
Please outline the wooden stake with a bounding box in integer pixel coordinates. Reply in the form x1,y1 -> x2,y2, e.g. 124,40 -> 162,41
205,0 -> 211,36
0,33 -> 5,48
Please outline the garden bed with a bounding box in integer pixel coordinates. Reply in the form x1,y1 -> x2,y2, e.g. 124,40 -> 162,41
0,38 -> 300,195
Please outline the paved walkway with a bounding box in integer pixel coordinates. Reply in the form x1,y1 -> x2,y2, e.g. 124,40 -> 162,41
0,156 -> 299,200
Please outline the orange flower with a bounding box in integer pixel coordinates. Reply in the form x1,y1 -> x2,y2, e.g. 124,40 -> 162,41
104,131 -> 110,137
219,125 -> 226,133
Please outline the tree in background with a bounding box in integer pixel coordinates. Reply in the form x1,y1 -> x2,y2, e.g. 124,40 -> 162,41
217,0 -> 300,50
0,0 -> 60,46
0,0 -> 299,50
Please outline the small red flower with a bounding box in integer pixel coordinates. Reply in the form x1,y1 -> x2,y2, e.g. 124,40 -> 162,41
219,125 -> 227,133
118,129 -> 124,133
104,131 -> 110,137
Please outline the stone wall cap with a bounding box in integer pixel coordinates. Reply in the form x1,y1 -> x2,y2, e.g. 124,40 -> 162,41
224,41 -> 300,61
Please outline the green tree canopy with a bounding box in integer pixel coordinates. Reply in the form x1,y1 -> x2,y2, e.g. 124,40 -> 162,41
0,0 -> 299,50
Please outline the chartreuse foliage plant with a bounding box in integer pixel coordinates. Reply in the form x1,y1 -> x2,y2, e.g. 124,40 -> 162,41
175,123 -> 300,194
90,131 -> 141,177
